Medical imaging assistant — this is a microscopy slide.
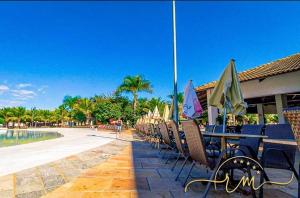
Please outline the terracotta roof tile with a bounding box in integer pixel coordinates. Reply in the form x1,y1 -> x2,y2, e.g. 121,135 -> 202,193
196,53 -> 300,92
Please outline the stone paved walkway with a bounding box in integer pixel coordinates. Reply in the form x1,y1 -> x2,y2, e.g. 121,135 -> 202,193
0,130 -> 297,198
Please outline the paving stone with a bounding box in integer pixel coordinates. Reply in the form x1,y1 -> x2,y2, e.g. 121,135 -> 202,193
80,191 -> 131,198
142,162 -> 172,169
0,175 -> 13,191
0,190 -> 14,198
39,166 -> 60,178
16,190 -> 44,198
156,168 -> 177,179
16,168 -> 38,178
147,178 -> 182,191
109,178 -> 149,191
134,168 -> 161,178
134,190 -> 173,198
16,176 -> 44,194
43,175 -> 65,189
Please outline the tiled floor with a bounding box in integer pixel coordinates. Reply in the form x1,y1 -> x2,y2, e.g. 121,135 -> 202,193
0,130 -> 298,198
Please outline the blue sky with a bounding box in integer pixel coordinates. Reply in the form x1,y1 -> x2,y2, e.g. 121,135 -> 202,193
0,1 -> 300,109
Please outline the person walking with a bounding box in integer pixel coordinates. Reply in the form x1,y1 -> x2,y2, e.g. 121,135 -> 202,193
116,118 -> 123,138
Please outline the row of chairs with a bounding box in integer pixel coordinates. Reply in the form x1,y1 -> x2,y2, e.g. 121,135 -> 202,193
136,121 -> 299,198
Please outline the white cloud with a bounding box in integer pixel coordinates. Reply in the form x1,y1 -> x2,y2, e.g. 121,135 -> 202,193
38,85 -> 48,94
16,83 -> 32,88
0,99 -> 24,107
0,85 -> 9,94
11,89 -> 36,100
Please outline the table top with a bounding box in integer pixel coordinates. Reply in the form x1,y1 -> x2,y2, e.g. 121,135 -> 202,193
202,132 -> 268,139
263,139 -> 297,146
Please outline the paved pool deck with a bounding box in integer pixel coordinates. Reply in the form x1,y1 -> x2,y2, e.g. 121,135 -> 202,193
0,129 -> 298,198
0,128 -> 115,176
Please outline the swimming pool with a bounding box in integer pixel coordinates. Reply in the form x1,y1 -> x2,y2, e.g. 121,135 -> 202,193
0,130 -> 63,147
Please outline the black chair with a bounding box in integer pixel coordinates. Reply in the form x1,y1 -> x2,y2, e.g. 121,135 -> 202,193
207,125 -> 223,153
259,124 -> 299,197
237,124 -> 264,159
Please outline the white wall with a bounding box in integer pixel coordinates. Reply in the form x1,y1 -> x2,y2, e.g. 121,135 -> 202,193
240,70 -> 300,99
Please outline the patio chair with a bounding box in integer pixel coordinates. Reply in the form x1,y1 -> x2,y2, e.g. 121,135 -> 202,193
259,124 -> 299,197
180,120 -> 229,197
182,120 -> 261,197
148,123 -> 158,147
158,121 -> 176,157
235,124 -> 264,159
206,125 -> 223,154
168,120 -> 190,171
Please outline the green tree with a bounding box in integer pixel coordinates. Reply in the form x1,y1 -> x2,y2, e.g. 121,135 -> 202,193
57,105 -> 69,126
93,101 -> 122,124
11,107 -> 26,128
0,107 -> 13,127
74,98 -> 95,126
116,75 -> 153,114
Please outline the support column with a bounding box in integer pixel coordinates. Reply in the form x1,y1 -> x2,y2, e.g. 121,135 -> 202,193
257,104 -> 265,125
275,94 -> 288,124
207,89 -> 218,125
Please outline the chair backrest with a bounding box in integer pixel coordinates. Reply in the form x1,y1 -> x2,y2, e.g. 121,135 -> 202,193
265,124 -> 295,139
205,125 -> 215,133
169,120 -> 184,154
239,124 -> 264,157
159,122 -> 172,145
149,123 -> 155,135
144,124 -> 150,135
263,124 -> 296,169
182,120 -> 209,166
214,125 -> 224,133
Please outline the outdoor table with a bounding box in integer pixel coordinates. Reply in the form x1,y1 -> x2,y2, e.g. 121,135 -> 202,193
202,132 -> 268,152
263,139 -> 297,146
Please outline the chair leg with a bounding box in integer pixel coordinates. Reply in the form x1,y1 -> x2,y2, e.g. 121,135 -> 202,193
290,165 -> 299,181
298,163 -> 300,197
183,162 -> 195,187
202,165 -> 220,198
259,169 -> 264,198
175,157 -> 189,181
171,153 -> 181,171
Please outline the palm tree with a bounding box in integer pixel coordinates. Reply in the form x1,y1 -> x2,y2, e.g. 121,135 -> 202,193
25,107 -> 37,127
11,107 -> 26,128
168,92 -> 184,104
74,98 -> 94,126
58,105 -> 69,126
40,110 -> 51,126
0,107 -> 13,128
62,95 -> 80,125
168,92 -> 184,119
116,75 -> 153,114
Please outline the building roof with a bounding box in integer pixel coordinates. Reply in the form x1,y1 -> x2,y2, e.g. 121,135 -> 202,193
196,53 -> 300,92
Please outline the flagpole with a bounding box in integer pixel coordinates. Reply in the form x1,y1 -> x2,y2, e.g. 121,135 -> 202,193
172,0 -> 179,124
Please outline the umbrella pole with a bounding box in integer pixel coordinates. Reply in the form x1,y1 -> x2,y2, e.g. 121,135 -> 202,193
222,98 -> 227,133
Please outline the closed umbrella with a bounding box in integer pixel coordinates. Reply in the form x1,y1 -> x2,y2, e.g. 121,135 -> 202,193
153,106 -> 161,119
148,110 -> 153,118
163,104 -> 170,122
182,80 -> 203,119
208,59 -> 247,132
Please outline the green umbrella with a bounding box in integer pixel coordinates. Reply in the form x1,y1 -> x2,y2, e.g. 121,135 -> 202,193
208,59 -> 247,132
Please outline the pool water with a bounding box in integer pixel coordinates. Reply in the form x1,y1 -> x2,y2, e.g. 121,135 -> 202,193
0,130 -> 63,147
